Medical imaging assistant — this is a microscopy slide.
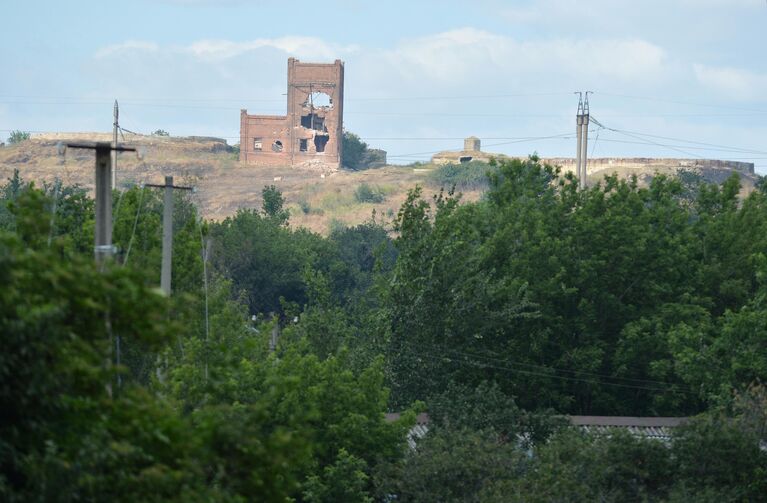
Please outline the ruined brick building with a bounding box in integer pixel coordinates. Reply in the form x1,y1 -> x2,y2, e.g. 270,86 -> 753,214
240,58 -> 344,171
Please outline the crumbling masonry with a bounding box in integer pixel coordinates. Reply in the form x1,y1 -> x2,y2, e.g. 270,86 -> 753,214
240,58 -> 344,171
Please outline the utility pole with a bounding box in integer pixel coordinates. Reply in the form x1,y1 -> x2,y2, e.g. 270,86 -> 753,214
581,92 -> 591,189
145,176 -> 193,296
65,140 -> 136,395
66,141 -> 136,267
575,91 -> 592,189
112,100 -> 119,189
575,92 -> 584,189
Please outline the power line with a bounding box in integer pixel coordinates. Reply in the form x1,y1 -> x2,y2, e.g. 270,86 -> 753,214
407,346 -> 693,395
598,127 -> 767,156
598,91 -> 767,115
591,117 -> 701,159
420,341 -> 697,391
387,133 -> 579,159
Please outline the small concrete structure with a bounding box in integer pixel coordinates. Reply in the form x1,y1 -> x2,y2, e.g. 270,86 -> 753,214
432,136 -> 507,165
464,136 -> 481,152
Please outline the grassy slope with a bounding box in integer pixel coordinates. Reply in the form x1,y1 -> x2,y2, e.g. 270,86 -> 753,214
1,134 -> 756,234
0,134 -> 482,234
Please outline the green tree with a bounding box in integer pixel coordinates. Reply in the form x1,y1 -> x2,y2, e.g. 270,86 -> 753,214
376,427 -> 526,503
261,184 -> 290,224
342,130 -> 368,170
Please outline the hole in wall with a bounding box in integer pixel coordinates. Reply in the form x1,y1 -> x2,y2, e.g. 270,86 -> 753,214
303,91 -> 332,109
314,134 -> 329,153
299,139 -> 308,152
301,113 -> 326,131
272,140 -> 283,152
459,156 -> 473,163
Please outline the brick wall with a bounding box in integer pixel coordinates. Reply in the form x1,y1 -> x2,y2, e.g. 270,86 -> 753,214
240,58 -> 344,171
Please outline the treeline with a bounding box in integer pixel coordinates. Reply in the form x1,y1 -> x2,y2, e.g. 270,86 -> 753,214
1,156 -> 767,501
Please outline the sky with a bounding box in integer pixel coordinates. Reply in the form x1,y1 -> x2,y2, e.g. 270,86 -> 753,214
2,0 -> 766,172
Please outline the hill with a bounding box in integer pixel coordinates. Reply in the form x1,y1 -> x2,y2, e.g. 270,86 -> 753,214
0,132 -> 759,233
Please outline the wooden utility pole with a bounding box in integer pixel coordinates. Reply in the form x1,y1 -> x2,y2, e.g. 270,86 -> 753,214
66,141 -> 136,267
145,176 -> 193,295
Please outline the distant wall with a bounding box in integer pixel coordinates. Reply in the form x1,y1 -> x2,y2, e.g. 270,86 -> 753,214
545,157 -> 755,176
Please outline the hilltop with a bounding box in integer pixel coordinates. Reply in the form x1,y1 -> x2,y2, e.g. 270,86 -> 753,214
0,132 -> 759,233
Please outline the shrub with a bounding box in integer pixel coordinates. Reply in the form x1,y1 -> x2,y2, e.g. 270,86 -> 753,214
428,160 -> 498,191
342,131 -> 368,170
354,183 -> 385,204
7,130 -> 31,144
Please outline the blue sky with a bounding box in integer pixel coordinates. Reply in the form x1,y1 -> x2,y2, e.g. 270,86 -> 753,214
2,0 -> 766,171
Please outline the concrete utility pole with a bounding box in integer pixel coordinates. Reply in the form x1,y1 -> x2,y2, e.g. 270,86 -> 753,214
575,92 -> 584,189
145,176 -> 193,295
66,141 -> 136,267
575,91 -> 592,189
112,100 -> 119,189
581,92 -> 591,189
65,140 -> 136,396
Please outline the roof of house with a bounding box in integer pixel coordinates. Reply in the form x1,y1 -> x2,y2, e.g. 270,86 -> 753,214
569,416 -> 688,442
385,413 -> 689,444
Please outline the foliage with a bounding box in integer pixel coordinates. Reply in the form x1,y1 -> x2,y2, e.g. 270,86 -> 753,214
342,130 -> 368,170
427,381 -> 564,444
354,183 -> 385,203
152,129 -> 170,136
5,153 -> 767,500
376,427 -> 526,503
384,156 -> 767,415
6,130 -> 31,144
0,227 -> 193,501
383,413 -> 767,503
261,184 -> 290,224
427,159 -> 498,191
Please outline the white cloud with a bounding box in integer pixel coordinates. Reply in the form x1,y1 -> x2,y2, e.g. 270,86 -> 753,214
375,28 -> 667,86
186,37 -> 356,61
694,64 -> 767,101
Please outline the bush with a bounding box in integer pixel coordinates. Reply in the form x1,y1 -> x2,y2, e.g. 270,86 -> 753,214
342,131 -> 368,170
354,183 -> 385,204
428,160 -> 498,191
298,198 -> 323,216
7,131 -> 31,144
152,129 -> 170,137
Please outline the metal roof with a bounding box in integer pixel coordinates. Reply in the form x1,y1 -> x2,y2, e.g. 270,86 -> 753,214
385,413 -> 690,445
569,416 -> 688,442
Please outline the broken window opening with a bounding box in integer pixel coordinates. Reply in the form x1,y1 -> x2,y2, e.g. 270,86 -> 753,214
303,91 -> 333,109
459,156 -> 473,163
314,134 -> 329,153
301,113 -> 326,131
272,140 -> 284,152
253,138 -> 263,151
299,139 -> 308,152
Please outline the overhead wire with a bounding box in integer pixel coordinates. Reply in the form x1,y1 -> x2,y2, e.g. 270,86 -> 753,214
591,116 -> 701,159
419,341 -> 697,392
404,343 -> 694,395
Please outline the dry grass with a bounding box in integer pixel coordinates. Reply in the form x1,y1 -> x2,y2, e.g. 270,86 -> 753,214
0,134 -> 482,234
4,133 -> 749,234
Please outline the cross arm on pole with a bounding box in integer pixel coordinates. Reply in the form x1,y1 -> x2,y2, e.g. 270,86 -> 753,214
65,141 -> 136,153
